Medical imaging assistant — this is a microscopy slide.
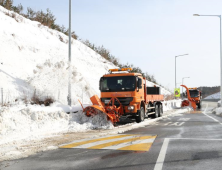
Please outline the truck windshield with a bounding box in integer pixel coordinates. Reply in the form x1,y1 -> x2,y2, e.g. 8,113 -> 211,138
189,90 -> 199,98
100,76 -> 136,92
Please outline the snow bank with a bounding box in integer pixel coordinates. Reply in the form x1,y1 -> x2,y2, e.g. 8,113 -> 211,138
0,99 -> 180,145
0,104 -> 113,145
215,107 -> 222,116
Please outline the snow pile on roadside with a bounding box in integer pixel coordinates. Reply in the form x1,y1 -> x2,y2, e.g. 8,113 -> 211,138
215,107 -> 222,116
0,104 -> 113,145
205,92 -> 220,99
0,99 -> 181,145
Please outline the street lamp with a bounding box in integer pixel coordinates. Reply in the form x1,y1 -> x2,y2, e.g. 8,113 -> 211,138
193,14 -> 222,106
175,54 -> 188,96
67,0 -> 72,107
182,77 -> 190,98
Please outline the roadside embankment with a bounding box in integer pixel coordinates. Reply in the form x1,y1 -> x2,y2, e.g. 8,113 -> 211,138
0,99 -> 186,161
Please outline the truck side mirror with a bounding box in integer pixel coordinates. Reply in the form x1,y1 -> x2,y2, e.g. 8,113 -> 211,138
138,78 -> 142,89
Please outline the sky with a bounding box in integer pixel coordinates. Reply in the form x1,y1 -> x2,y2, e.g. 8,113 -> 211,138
12,0 -> 222,91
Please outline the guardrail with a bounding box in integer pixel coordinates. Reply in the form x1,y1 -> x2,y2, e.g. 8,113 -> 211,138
202,99 -> 220,102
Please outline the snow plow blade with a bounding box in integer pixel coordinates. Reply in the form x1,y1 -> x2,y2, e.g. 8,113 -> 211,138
180,85 -> 197,110
82,95 -> 124,124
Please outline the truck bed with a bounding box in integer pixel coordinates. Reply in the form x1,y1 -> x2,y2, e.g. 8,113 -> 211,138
146,94 -> 164,102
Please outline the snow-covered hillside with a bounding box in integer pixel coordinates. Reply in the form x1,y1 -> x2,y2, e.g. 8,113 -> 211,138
0,6 -> 115,105
204,92 -> 220,99
0,6 -> 171,105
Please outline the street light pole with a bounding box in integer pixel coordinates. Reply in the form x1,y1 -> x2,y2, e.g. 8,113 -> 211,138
175,54 -> 188,98
182,77 -> 190,99
193,14 -> 222,106
68,0 -> 72,106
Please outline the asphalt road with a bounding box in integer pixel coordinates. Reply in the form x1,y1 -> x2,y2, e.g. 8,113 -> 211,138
1,101 -> 222,170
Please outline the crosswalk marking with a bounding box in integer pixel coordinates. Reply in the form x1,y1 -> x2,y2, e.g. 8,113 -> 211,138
60,134 -> 157,151
60,134 -> 134,148
88,136 -> 154,149
119,143 -> 152,151
76,135 -> 139,148
103,138 -> 154,150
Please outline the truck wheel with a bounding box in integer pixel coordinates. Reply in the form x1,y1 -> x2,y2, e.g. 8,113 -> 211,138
197,103 -> 201,109
153,104 -> 159,118
159,104 -> 163,117
136,106 -> 145,123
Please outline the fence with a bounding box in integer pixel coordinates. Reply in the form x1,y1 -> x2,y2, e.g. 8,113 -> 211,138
0,88 -> 62,106
0,88 -> 88,107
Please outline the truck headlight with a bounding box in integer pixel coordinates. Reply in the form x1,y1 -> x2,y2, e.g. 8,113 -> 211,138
128,106 -> 134,110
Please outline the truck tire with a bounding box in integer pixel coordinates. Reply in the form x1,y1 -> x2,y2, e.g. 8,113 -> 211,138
153,104 -> 159,118
197,102 -> 201,109
159,104 -> 163,117
136,106 -> 145,123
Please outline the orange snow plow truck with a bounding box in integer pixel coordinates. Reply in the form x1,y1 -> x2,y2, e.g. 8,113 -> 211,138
181,85 -> 202,110
82,68 -> 164,124
185,87 -> 202,109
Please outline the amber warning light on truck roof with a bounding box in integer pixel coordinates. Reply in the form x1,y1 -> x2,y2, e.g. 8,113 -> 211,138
109,68 -> 132,73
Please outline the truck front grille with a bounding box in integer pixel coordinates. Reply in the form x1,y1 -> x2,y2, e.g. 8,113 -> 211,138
101,97 -> 133,106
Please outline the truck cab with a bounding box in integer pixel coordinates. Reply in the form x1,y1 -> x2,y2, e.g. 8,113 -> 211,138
186,88 -> 202,109
99,69 -> 144,115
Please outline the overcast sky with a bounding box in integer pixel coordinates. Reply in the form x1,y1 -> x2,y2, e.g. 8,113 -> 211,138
13,0 -> 222,91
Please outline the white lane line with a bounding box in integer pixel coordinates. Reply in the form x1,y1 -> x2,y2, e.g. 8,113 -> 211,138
202,103 -> 222,124
154,138 -> 169,170
203,103 -> 208,114
203,112 -> 220,123
103,138 -> 155,150
169,138 -> 222,141
74,135 -> 141,148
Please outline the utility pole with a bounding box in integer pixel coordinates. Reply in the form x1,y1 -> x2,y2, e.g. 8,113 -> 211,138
67,0 -> 72,106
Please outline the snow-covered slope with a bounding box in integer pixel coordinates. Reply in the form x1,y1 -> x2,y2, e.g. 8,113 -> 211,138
204,92 -> 220,99
0,6 -> 114,104
0,6 -> 171,105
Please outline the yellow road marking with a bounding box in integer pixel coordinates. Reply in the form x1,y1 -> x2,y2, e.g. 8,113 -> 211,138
118,143 -> 153,151
60,134 -> 134,148
88,136 -> 156,149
